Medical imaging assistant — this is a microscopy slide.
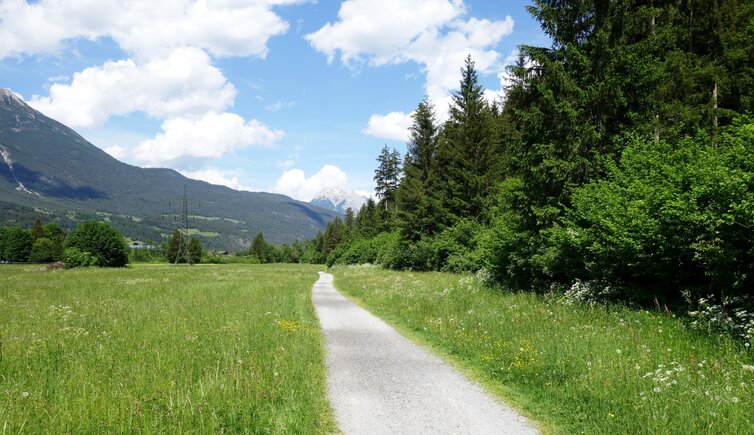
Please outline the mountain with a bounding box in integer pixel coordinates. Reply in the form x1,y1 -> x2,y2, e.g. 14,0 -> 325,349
0,88 -> 338,249
310,186 -> 368,214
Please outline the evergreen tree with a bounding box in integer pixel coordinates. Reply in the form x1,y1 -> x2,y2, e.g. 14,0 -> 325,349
344,207 -> 355,230
354,199 -> 379,239
397,98 -> 441,241
30,218 -> 44,241
249,232 -> 269,262
374,145 -> 402,211
434,55 -> 499,226
166,230 -> 182,263
188,238 -> 203,264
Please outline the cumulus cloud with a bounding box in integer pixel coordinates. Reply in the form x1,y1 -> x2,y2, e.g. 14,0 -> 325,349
306,0 -> 464,66
0,0 -> 306,60
179,168 -> 256,191
363,111 -> 412,141
273,164 -> 349,201
135,112 -> 283,167
28,47 -> 235,128
309,0 -> 514,122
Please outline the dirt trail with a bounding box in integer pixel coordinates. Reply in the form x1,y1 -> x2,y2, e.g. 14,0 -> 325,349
312,272 -> 538,434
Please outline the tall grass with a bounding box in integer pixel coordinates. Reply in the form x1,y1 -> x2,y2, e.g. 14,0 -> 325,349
0,264 -> 335,433
332,265 -> 754,434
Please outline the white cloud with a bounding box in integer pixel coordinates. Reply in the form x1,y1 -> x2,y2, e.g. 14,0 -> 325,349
0,0 -> 306,60
272,164 -> 349,201
103,145 -> 127,160
363,111 -> 412,141
306,0 -> 464,66
135,112 -> 283,166
179,168 -> 256,191
28,47 -> 235,128
308,0 -> 514,121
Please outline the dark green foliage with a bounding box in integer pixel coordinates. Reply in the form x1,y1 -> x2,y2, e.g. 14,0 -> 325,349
29,237 -> 58,262
374,145 -> 402,211
30,218 -> 44,240
249,232 -> 272,263
188,238 -> 203,264
1,227 -> 32,262
433,56 -> 500,226
302,3 -> 754,312
166,230 -> 183,263
330,232 -> 400,267
64,221 -> 129,267
545,122 -> 754,301
397,98 -> 442,241
429,219 -> 483,273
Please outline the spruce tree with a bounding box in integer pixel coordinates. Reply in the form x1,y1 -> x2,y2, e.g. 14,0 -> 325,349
30,218 -> 44,241
374,145 -> 402,211
397,98 -> 441,241
434,55 -> 499,226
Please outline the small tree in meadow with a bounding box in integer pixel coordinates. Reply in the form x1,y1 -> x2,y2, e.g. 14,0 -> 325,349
64,221 -> 129,267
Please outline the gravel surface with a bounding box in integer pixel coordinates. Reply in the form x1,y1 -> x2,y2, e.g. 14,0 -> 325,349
312,272 -> 538,435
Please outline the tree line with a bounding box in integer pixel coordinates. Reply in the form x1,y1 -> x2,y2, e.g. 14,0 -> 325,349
306,1 -> 754,305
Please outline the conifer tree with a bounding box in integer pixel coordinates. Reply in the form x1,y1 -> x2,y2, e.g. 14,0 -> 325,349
434,55 -> 499,226
30,218 -> 44,241
374,145 -> 402,211
397,98 -> 441,240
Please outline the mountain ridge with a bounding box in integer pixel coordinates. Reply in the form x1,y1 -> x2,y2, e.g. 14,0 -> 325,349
0,88 -> 338,249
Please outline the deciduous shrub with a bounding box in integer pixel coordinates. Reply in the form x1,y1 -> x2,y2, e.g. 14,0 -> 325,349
64,221 -> 129,267
29,237 -> 58,262
545,122 -> 754,301
63,247 -> 95,268
1,227 -> 33,262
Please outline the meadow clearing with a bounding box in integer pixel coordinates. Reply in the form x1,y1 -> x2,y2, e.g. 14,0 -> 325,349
332,265 -> 754,434
0,264 -> 335,433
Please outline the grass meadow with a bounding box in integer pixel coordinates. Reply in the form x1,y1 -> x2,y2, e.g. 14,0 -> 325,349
0,264 -> 335,433
332,265 -> 754,434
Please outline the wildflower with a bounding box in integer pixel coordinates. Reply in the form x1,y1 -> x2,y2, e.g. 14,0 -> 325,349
653,387 -> 661,393
608,412 -> 616,418
731,397 -> 739,403
21,392 -> 29,398
616,349 -> 622,354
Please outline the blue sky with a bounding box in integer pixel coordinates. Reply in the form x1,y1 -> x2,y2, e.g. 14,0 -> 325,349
0,0 -> 546,200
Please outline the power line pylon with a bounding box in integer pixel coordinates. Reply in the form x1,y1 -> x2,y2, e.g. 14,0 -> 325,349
174,185 -> 193,264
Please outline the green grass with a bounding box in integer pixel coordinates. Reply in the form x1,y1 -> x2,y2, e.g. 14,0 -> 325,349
331,265 -> 754,434
0,263 -> 335,433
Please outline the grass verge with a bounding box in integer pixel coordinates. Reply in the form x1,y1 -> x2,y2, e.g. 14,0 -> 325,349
331,265 -> 754,434
0,263 -> 335,433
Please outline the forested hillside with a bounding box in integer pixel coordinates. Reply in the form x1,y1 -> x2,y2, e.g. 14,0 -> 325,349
310,1 -> 754,307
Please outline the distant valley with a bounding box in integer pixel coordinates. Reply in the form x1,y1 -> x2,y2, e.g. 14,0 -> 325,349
0,89 -> 340,250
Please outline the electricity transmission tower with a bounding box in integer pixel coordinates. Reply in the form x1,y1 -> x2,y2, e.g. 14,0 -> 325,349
174,185 -> 193,264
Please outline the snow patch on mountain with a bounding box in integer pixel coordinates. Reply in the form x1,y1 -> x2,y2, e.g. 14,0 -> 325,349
310,186 -> 368,214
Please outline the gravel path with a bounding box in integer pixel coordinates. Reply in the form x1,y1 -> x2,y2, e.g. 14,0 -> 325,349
312,272 -> 538,435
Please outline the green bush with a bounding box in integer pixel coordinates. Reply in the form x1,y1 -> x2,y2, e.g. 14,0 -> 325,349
545,123 -> 754,301
64,221 -> 129,267
429,219 -> 483,273
479,178 -> 542,288
63,247 -> 95,268
29,237 -> 58,262
382,235 -> 432,271
1,227 -> 33,262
